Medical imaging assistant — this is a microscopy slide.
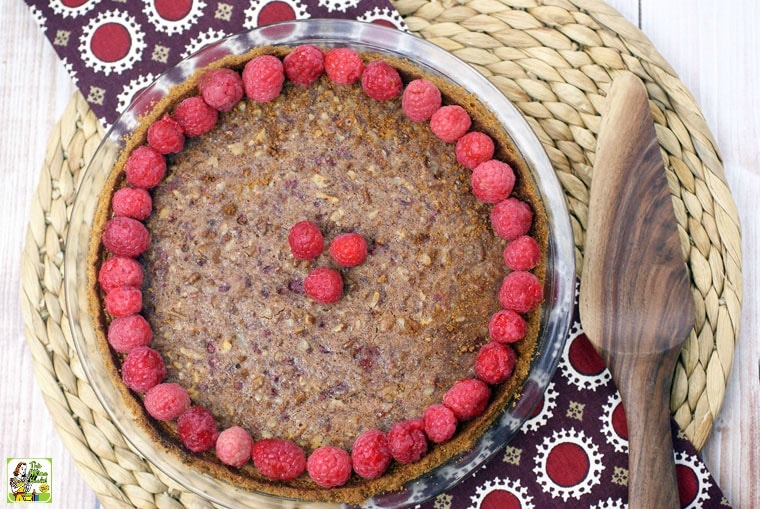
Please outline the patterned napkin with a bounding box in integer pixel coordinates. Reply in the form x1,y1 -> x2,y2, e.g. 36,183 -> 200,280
417,295 -> 729,508
25,0 -> 406,125
25,1 -> 729,507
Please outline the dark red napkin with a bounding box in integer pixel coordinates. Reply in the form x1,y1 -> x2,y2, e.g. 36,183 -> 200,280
25,1 -> 729,507
417,291 -> 729,508
24,0 -> 406,125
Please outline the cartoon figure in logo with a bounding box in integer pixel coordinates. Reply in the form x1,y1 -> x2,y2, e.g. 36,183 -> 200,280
9,462 -> 32,501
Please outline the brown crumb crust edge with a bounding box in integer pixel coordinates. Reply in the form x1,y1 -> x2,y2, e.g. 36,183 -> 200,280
86,45 -> 549,505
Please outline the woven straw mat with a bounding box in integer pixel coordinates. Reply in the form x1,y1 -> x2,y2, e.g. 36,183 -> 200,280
21,1 -> 742,507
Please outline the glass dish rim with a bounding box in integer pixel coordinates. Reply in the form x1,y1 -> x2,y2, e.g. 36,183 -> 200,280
64,18 -> 575,509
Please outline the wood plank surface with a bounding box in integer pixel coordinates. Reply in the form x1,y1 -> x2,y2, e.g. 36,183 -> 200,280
0,1 -> 98,508
0,0 -> 756,507
633,2 -> 760,507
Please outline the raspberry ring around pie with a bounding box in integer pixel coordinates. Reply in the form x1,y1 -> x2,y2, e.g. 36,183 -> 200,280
67,18 -> 576,504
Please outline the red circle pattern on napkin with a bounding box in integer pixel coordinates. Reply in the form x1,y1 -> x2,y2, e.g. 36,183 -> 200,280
24,1 -> 731,507
417,289 -> 729,508
26,0 -> 407,125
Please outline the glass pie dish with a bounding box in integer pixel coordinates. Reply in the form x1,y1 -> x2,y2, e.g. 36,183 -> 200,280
65,19 -> 575,509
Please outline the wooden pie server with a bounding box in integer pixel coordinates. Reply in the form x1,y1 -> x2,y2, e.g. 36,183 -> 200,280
579,73 -> 695,509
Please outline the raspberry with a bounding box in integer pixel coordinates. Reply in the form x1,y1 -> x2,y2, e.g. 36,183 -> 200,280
304,267 -> 343,304
284,44 -> 324,86
98,256 -> 143,293
361,61 -> 402,101
422,404 -> 457,443
147,114 -> 185,154
430,105 -> 472,143
456,131 -> 495,169
475,342 -> 517,384
351,429 -> 391,479
471,160 -> 515,204
102,217 -> 150,258
488,309 -> 527,344
498,271 -> 543,313
107,314 -> 152,353
329,232 -> 368,267
144,382 -> 190,421
252,438 -> 307,480
198,68 -> 244,111
104,286 -> 142,317
388,419 -> 427,464
215,426 -> 254,467
288,221 -> 324,260
503,235 -> 541,270
490,198 -> 533,240
242,55 -> 284,103
125,145 -> 167,189
324,47 -> 364,85
121,346 -> 166,393
401,79 -> 442,122
307,446 -> 352,488
177,406 -> 219,453
443,378 -> 491,421
112,187 -> 152,220
173,96 -> 218,137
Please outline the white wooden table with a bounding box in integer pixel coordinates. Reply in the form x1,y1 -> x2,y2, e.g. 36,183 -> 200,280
1,1 -> 757,507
